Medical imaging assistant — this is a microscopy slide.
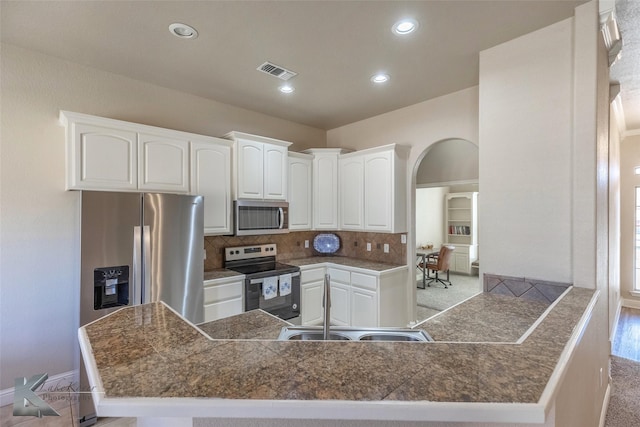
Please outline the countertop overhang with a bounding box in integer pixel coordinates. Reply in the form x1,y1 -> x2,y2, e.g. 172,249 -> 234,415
78,287 -> 598,423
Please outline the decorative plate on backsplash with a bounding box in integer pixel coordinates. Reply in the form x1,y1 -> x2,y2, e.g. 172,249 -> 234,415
313,233 -> 340,254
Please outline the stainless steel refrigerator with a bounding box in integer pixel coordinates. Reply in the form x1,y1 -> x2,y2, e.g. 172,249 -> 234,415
78,191 -> 204,426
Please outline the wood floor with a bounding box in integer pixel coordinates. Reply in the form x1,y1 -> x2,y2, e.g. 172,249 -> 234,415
3,307 -> 640,426
612,307 -> 640,362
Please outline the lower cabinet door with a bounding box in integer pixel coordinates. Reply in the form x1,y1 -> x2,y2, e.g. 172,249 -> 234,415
301,281 -> 324,325
453,253 -> 470,274
329,282 -> 350,326
350,287 -> 378,327
203,279 -> 243,322
204,298 -> 243,322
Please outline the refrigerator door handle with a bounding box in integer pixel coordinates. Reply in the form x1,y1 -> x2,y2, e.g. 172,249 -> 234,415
133,225 -> 152,305
142,225 -> 151,304
133,226 -> 142,305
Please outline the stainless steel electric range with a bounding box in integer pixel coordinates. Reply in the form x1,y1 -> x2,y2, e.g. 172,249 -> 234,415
224,244 -> 300,321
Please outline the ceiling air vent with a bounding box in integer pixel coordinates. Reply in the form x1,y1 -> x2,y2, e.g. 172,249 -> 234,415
257,62 -> 297,81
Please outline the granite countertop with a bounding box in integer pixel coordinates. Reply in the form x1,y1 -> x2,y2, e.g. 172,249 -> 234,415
197,310 -> 289,340
79,287 -> 597,423
283,256 -> 405,272
203,268 -> 244,281
203,256 -> 404,281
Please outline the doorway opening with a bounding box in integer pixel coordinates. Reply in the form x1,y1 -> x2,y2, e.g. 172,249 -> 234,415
412,138 -> 481,323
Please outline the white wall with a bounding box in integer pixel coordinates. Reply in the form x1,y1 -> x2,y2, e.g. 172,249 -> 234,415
0,43 -> 326,390
415,139 -> 479,186
619,133 -> 640,304
479,19 -> 574,282
415,187 -> 449,249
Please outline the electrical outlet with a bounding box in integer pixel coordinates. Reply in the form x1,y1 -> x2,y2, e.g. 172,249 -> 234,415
304,240 -> 309,248
366,242 -> 371,251
401,234 -> 407,244
203,251 -> 206,260
384,243 -> 389,253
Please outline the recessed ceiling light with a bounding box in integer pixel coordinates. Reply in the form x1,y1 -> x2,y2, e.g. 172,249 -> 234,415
392,18 -> 419,35
169,23 -> 198,39
371,73 -> 390,84
279,84 -> 295,94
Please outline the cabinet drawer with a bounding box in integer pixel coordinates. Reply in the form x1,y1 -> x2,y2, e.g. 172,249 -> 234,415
204,298 -> 243,322
351,272 -> 377,291
450,245 -> 469,254
327,267 -> 350,283
204,282 -> 243,304
301,267 -> 326,283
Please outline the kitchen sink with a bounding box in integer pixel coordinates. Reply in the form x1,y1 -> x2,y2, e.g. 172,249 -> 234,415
285,331 -> 351,341
277,326 -> 433,342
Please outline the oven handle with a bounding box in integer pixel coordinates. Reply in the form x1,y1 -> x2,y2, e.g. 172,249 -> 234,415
250,271 -> 299,285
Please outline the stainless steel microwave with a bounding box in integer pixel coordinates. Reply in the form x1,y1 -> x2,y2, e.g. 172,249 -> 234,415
234,200 -> 289,236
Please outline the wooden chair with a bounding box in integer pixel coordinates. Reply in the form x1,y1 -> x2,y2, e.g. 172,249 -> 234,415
424,245 -> 454,288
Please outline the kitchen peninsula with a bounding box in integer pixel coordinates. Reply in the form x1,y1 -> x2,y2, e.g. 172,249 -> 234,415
79,286 -> 597,427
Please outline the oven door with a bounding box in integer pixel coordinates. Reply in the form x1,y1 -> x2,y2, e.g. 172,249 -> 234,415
245,273 -> 300,320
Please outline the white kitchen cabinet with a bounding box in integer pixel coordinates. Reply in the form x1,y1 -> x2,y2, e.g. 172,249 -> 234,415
300,267 -> 326,325
445,192 -> 478,274
225,131 -> 291,201
329,283 -> 350,326
64,111 -> 246,195
288,152 -> 313,230
298,262 -> 408,327
339,154 -> 364,230
350,286 -> 378,327
327,267 -> 350,326
303,148 -> 350,230
62,116 -> 138,191
138,133 -> 189,193
190,138 -> 233,235
362,144 -> 408,233
203,276 -> 244,322
335,144 -> 408,233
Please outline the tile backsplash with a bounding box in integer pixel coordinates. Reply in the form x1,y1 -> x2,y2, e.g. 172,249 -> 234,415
483,273 -> 571,304
204,231 -> 406,270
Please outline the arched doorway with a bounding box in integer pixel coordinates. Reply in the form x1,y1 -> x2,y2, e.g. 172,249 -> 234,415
409,138 -> 481,323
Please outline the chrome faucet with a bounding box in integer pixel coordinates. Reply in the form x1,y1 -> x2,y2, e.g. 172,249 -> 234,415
323,274 -> 331,340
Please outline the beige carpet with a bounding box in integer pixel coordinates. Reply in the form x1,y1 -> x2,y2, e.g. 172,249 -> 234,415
604,356 -> 640,427
416,272 -> 481,322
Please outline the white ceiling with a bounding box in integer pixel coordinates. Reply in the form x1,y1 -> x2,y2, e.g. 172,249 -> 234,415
1,0 -> 637,131
610,0 -> 640,132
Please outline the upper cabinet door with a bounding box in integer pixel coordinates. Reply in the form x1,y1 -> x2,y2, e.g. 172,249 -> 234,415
364,151 -> 393,231
190,139 -> 232,235
68,123 -> 137,190
313,153 -> 340,229
263,143 -> 288,200
339,155 -> 364,230
236,139 -> 264,199
138,133 -> 189,193
288,154 -> 313,230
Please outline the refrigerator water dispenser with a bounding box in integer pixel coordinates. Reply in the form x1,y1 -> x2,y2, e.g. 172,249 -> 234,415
94,266 -> 129,310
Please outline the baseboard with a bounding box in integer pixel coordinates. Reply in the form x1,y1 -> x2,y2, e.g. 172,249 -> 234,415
0,370 -> 78,408
622,297 -> 640,310
599,382 -> 612,427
